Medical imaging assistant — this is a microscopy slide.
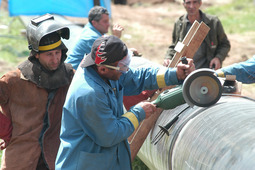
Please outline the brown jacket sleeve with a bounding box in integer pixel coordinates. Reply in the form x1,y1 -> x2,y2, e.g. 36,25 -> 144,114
0,113 -> 12,144
0,74 -> 13,146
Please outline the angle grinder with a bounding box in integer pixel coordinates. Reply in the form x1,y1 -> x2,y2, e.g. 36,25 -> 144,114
152,68 -> 222,109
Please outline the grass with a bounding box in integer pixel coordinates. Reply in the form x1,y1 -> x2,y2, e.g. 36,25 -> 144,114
0,11 -> 28,76
204,0 -> 255,34
132,156 -> 149,170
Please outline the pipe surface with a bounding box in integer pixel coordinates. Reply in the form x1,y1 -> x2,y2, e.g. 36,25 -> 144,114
138,95 -> 255,170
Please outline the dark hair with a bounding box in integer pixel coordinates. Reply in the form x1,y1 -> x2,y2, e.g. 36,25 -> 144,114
88,6 -> 109,24
183,0 -> 201,2
80,35 -> 128,68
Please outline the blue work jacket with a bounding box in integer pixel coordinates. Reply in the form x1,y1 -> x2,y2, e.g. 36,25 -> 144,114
218,55 -> 255,84
55,66 -> 180,170
65,22 -> 102,70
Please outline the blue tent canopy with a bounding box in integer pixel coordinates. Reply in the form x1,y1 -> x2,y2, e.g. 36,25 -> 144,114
8,0 -> 111,17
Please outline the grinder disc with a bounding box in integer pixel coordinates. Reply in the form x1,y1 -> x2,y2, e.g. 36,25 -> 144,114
183,68 -> 222,107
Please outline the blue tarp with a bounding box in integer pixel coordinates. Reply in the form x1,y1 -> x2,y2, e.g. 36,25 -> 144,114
8,0 -> 111,17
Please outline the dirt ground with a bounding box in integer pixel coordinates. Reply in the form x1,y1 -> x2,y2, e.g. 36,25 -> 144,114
111,1 -> 255,98
112,1 -> 255,64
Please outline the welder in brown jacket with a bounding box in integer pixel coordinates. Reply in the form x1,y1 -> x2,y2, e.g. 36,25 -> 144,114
0,14 -> 74,170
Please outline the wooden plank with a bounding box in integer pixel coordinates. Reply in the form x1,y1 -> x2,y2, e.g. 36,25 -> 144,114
171,21 -> 210,68
182,20 -> 200,44
168,20 -> 199,68
128,108 -> 162,162
184,22 -> 210,61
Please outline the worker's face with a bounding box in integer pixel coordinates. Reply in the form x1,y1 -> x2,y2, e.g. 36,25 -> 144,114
97,61 -> 123,81
36,49 -> 62,71
105,68 -> 122,81
93,14 -> 110,34
183,0 -> 202,16
104,62 -> 123,81
97,54 -> 131,81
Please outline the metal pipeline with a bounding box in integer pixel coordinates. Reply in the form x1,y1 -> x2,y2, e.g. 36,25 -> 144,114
137,95 -> 255,170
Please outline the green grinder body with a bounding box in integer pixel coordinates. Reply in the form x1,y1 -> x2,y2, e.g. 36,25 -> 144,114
151,85 -> 186,110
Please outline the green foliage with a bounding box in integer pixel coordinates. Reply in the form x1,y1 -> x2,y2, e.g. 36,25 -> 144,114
0,11 -> 28,76
204,0 -> 255,34
132,156 -> 149,170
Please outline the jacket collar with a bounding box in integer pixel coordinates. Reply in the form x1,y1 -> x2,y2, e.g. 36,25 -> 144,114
183,10 -> 210,24
85,22 -> 103,36
182,10 -> 211,45
84,67 -> 114,94
18,58 -> 73,90
199,10 -> 211,25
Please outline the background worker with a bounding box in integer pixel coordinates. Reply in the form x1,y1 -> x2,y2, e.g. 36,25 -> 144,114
164,0 -> 230,70
65,6 -> 124,70
216,55 -> 255,84
0,14 -> 74,170
55,35 -> 195,170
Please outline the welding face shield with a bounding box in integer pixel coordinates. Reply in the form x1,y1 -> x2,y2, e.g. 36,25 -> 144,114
26,13 -> 70,53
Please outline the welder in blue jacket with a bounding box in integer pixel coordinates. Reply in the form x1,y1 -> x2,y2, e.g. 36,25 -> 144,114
216,55 -> 255,84
55,35 -> 195,170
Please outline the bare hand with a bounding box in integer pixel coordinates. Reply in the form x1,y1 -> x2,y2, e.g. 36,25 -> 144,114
137,101 -> 157,119
176,58 -> 195,80
129,48 -> 142,56
163,59 -> 171,67
0,140 -> 8,150
112,23 -> 124,38
209,57 -> 221,70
